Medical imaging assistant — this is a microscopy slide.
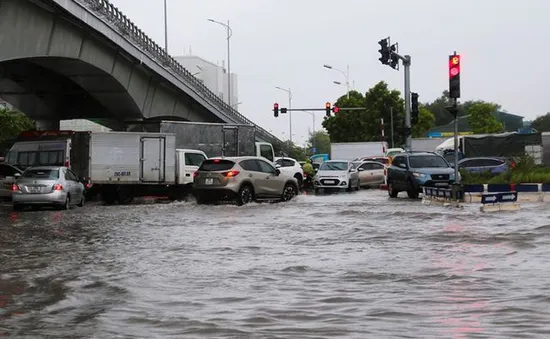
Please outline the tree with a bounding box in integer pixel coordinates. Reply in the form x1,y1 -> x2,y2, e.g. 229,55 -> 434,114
0,108 -> 35,142
531,112 -> 550,132
322,83 -> 405,146
467,102 -> 503,134
412,107 -> 436,138
305,130 -> 330,155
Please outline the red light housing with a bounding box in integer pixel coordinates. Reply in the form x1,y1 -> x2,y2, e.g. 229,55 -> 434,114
222,170 -> 240,178
448,55 -> 460,78
274,102 -> 279,109
53,184 -> 63,191
12,184 -> 19,192
333,106 -> 339,114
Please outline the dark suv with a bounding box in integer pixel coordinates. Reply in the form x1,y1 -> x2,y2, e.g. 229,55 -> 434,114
386,152 -> 457,199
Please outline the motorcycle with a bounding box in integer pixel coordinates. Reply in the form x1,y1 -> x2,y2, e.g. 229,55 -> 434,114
302,171 -> 315,190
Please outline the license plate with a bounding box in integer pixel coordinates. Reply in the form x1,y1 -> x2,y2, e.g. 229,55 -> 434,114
29,187 -> 41,193
435,182 -> 447,186
324,180 -> 335,184
205,178 -> 214,185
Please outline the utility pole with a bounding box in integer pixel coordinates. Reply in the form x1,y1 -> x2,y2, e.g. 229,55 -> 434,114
377,37 -> 412,151
163,0 -> 168,52
390,106 -> 394,148
446,51 -> 462,200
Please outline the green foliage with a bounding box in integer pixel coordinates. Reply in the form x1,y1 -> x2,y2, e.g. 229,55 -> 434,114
273,140 -> 306,161
412,107 -> 436,138
467,102 -> 504,134
423,91 -> 502,127
305,130 -> 330,155
0,108 -> 35,142
322,83 -> 405,145
531,112 -> 550,132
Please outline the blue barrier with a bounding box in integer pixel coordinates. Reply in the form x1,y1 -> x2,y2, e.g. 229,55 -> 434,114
541,184 -> 550,192
481,192 -> 518,204
516,184 -> 539,192
463,184 -> 484,193
487,184 -> 511,192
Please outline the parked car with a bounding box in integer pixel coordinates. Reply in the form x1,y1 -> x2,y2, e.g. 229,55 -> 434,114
353,161 -> 386,188
12,166 -> 86,211
314,160 -> 360,192
386,152 -> 457,199
356,156 -> 391,167
192,156 -> 299,206
385,148 -> 405,157
457,157 -> 510,174
275,157 -> 304,187
0,163 -> 23,201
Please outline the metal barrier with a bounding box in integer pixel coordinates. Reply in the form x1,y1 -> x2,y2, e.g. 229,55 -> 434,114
75,0 -> 280,144
423,187 -> 464,201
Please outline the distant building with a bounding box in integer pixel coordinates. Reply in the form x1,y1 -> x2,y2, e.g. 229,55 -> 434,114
0,97 -> 12,110
60,119 -> 111,132
428,111 -> 524,137
174,55 -> 238,107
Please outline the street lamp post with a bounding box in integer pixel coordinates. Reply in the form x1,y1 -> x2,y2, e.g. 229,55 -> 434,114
306,111 -> 316,152
323,64 -> 350,99
208,19 -> 233,107
163,0 -> 168,52
275,86 -> 292,143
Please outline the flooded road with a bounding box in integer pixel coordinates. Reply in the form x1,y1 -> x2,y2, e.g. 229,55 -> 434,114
1,190 -> 550,338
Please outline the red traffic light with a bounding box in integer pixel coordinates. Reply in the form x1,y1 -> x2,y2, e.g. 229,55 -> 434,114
274,102 -> 279,109
325,102 -> 331,108
448,55 -> 460,78
333,106 -> 339,113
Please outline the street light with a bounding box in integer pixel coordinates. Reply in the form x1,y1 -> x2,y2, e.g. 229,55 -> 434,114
306,111 -> 316,152
323,64 -> 350,99
163,0 -> 168,52
208,18 -> 233,107
275,86 -> 293,143
192,65 -> 202,77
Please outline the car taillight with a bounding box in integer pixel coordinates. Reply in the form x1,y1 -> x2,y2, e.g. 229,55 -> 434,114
12,184 -> 19,192
193,171 -> 199,178
222,170 -> 240,178
53,184 -> 63,191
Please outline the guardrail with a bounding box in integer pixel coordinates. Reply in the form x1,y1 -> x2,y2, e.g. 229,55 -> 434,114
75,0 -> 280,144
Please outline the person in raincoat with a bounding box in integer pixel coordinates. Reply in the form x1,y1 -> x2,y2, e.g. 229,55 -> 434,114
302,159 -> 315,178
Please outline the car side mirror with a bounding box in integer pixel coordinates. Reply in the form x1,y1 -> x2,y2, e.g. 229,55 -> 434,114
14,173 -> 21,178
398,163 -> 407,169
275,164 -> 281,168
275,169 -> 281,176
357,168 -> 364,172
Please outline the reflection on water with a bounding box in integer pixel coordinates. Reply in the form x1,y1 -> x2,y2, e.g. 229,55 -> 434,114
1,192 -> 550,338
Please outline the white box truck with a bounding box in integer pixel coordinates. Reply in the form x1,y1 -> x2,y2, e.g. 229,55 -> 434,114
5,130 -> 206,204
330,141 -> 388,161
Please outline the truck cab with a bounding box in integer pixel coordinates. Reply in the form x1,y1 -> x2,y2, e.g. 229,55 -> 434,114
175,149 -> 208,186
256,142 -> 275,163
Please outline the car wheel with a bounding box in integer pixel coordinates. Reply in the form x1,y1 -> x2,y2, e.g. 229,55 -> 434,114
388,182 -> 398,198
407,180 -> 419,199
282,183 -> 297,202
77,195 -> 85,207
236,185 -> 254,206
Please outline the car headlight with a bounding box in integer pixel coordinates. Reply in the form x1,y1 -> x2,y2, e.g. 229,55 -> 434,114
412,172 -> 427,178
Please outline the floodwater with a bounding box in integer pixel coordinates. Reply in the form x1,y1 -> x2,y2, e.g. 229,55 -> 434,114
1,190 -> 550,338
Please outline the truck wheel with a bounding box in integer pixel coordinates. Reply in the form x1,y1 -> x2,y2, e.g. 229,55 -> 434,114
236,184 -> 254,206
100,186 -> 117,205
407,180 -> 419,199
117,186 -> 134,205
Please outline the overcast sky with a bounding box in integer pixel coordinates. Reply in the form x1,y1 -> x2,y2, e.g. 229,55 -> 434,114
110,0 -> 550,145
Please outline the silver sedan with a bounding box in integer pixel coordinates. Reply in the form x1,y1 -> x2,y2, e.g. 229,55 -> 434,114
12,166 -> 85,211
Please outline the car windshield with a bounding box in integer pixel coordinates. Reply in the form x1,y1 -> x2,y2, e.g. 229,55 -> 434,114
199,159 -> 235,171
22,169 -> 59,179
409,155 -> 449,168
319,161 -> 348,171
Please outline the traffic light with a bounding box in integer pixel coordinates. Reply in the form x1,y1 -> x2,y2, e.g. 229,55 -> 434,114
325,102 -> 331,117
333,105 -> 339,114
389,43 -> 399,70
378,38 -> 390,65
411,92 -> 419,125
273,102 -> 279,117
449,54 -> 461,99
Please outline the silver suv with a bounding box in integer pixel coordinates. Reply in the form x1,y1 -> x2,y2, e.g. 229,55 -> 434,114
192,156 -> 299,206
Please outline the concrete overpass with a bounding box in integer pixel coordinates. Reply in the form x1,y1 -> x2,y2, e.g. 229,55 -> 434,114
0,0 -> 281,144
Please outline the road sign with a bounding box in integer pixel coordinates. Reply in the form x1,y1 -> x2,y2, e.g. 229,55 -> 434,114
312,147 -> 317,153
481,192 -> 518,204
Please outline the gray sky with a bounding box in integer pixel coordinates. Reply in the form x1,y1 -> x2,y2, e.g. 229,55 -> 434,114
110,0 -> 550,145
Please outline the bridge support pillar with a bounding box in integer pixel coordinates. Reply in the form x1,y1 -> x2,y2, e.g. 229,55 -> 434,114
35,120 -> 60,131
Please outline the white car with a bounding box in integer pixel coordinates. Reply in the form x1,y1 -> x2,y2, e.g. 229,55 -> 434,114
314,160 -> 360,192
274,157 -> 304,187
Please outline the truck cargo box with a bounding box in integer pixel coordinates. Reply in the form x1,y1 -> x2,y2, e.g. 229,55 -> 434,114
125,121 -> 257,158
71,131 -> 176,185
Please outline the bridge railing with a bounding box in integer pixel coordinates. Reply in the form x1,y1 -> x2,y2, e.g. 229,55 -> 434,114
78,0 -> 280,144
